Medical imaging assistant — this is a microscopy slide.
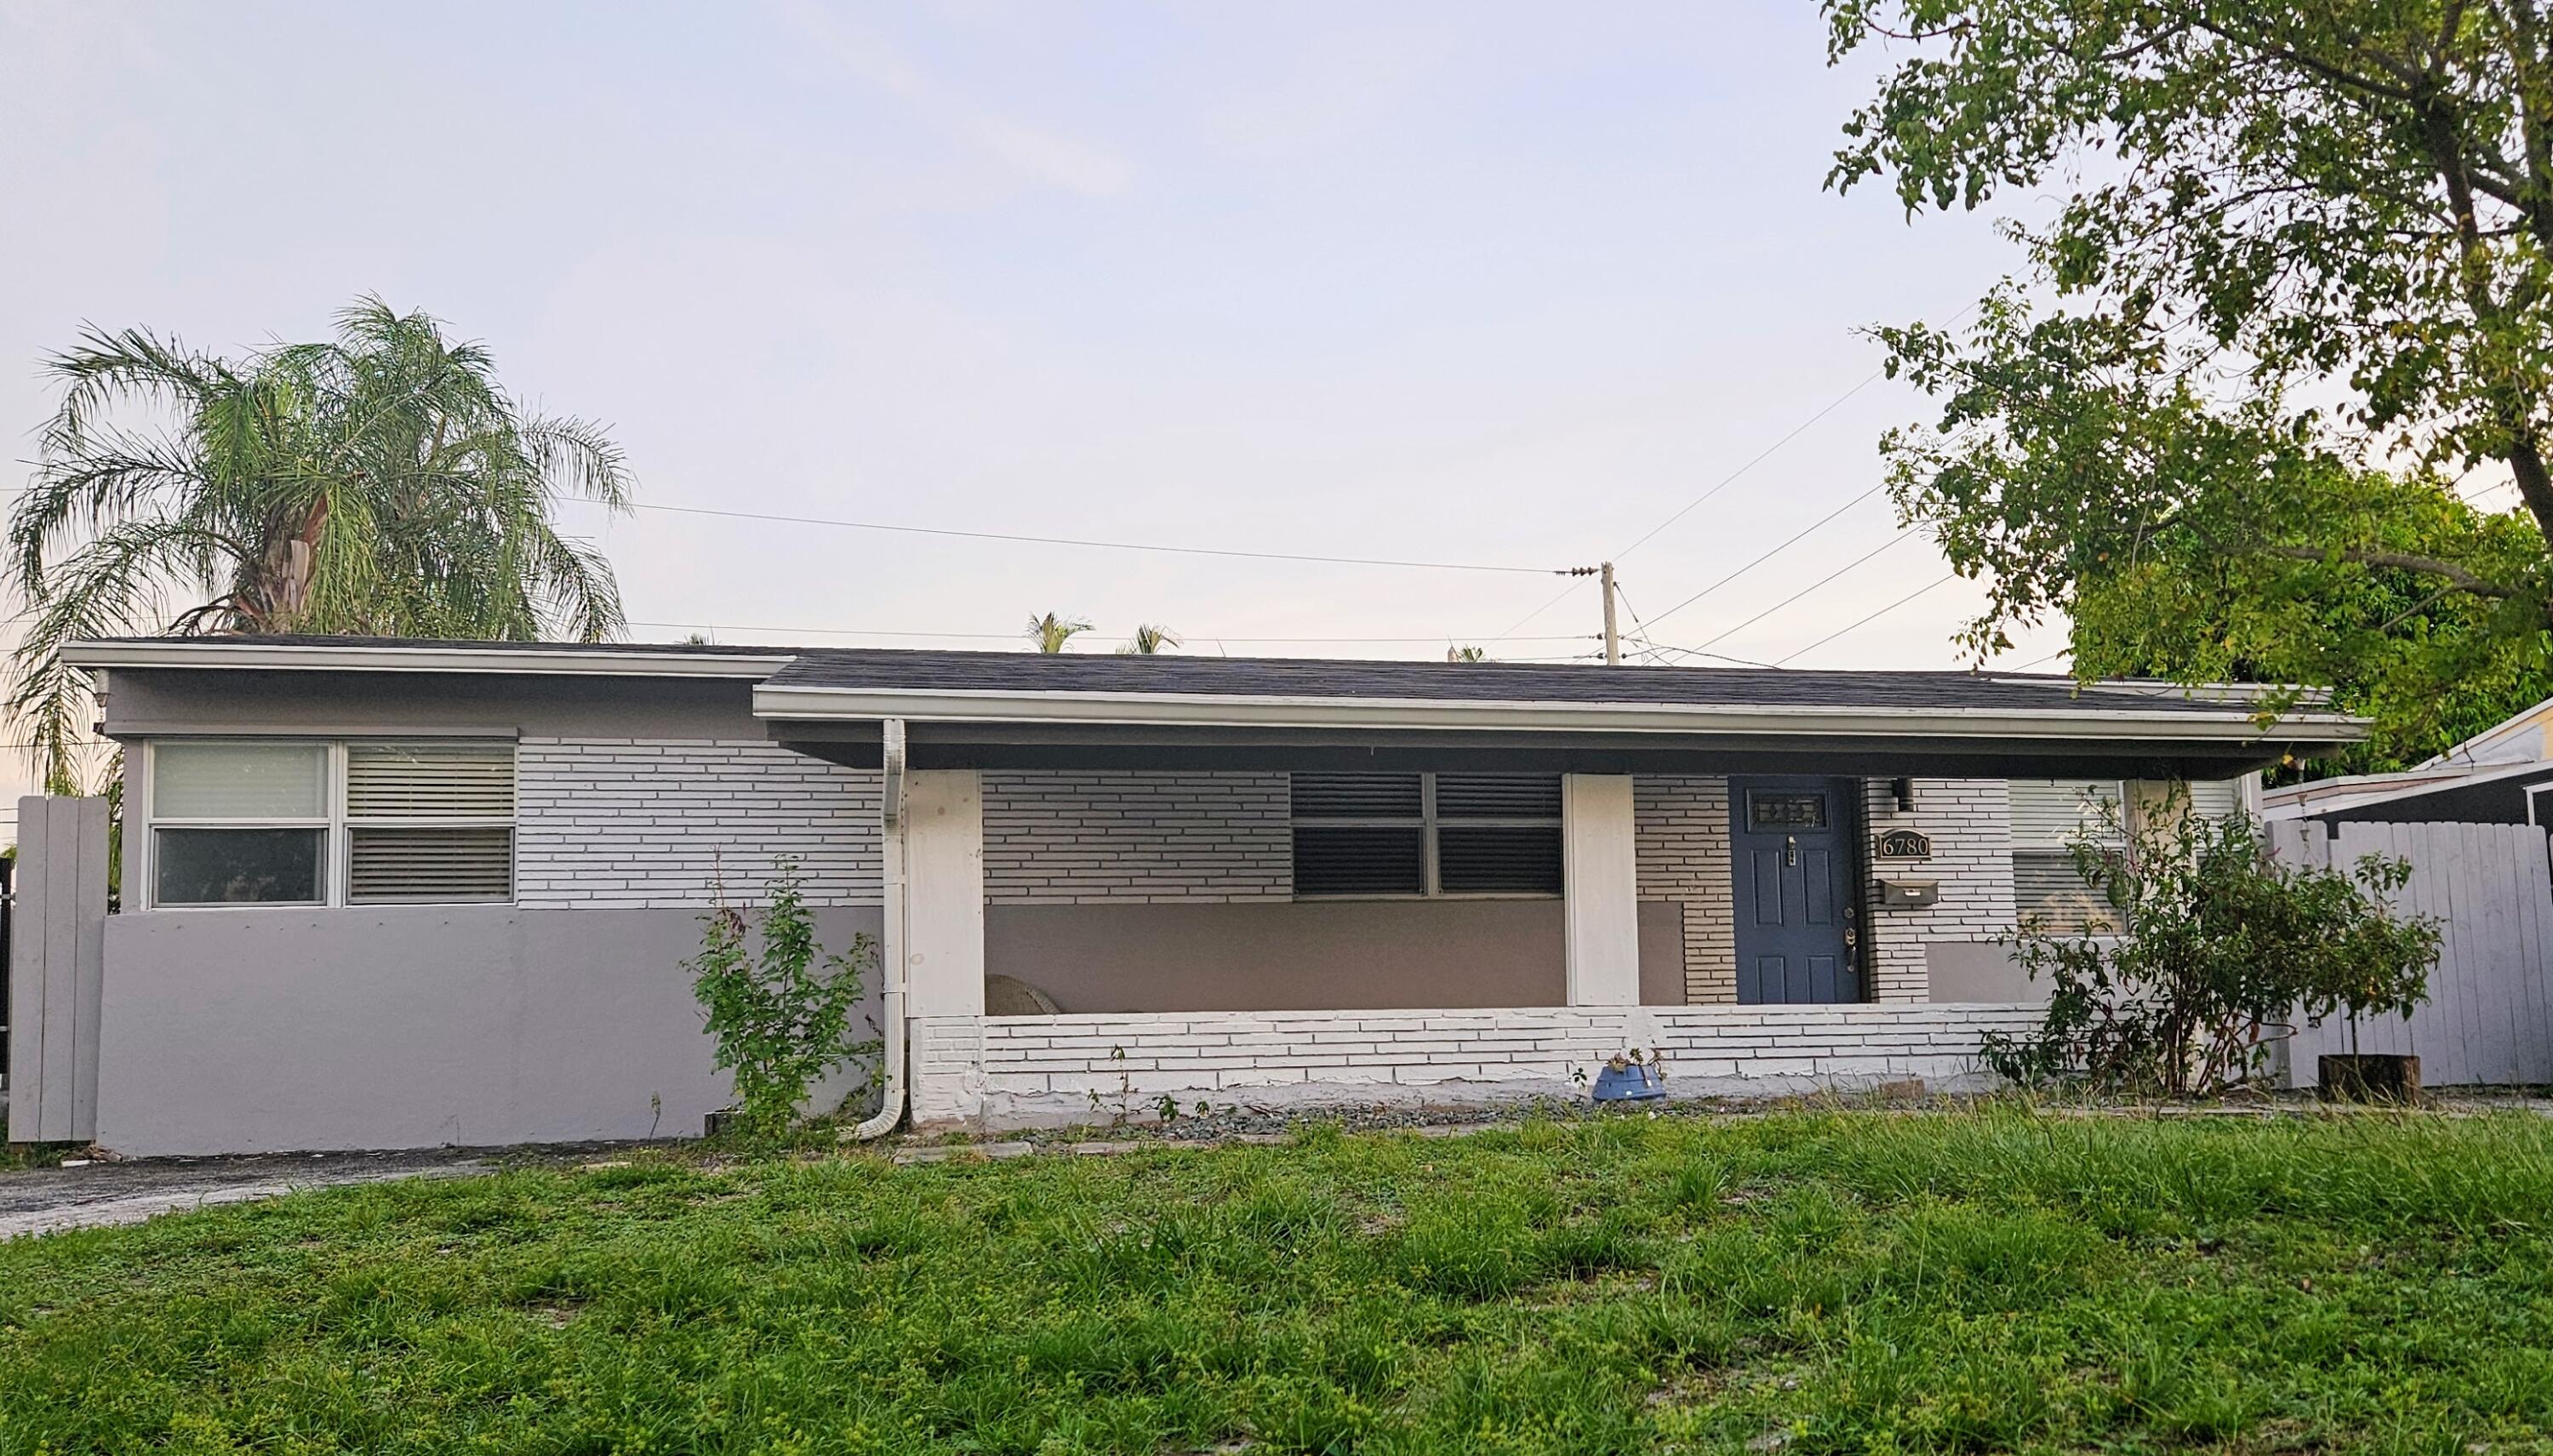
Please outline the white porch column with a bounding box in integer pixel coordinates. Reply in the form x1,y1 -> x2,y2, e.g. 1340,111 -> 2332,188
1562,773 -> 1641,1006
903,768 -> 986,1127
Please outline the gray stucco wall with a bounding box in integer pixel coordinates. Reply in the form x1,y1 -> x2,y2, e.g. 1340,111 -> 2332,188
95,905 -> 883,1156
1923,940 -> 2045,1003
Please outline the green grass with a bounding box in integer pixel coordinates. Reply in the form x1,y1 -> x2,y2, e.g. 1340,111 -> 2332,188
0,1143 -> 76,1172
6,1108 -> 2553,1454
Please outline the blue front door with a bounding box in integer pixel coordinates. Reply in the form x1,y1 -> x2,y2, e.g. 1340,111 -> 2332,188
1728,776 -> 1862,1004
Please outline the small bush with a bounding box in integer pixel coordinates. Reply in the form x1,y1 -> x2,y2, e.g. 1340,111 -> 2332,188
687,859 -> 880,1138
1985,792 -> 2438,1093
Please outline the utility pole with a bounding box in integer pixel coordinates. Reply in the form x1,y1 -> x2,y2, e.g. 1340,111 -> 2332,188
1600,561 -> 1620,665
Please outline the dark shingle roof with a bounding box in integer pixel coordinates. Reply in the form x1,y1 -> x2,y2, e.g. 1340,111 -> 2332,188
762,648 -> 2264,717
82,635 -> 2310,718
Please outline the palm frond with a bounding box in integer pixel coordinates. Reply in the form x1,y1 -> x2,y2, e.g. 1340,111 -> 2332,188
7,296 -> 639,773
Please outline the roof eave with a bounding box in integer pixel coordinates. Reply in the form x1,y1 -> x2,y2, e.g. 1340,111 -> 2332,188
751,683 -> 2370,745
60,639 -> 795,680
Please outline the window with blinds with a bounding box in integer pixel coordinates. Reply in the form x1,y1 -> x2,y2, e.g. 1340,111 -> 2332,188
1291,773 -> 1562,898
2007,779 -> 2124,934
346,743 -> 516,904
149,743 -> 330,905
146,739 -> 516,909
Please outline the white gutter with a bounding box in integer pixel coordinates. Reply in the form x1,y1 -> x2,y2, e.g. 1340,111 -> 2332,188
61,640 -> 794,679
751,684 -> 2369,744
846,717 -> 908,1143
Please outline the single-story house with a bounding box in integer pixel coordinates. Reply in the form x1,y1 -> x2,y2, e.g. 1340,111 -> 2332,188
54,637 -> 2358,1155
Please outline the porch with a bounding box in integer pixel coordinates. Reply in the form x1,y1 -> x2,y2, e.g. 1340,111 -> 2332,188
861,761 -> 2219,1129
748,653 -> 2349,1131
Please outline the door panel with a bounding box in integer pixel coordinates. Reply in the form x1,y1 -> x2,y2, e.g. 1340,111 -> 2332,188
1749,849 -> 1785,924
1728,777 -> 1863,1005
1801,848 -> 1836,923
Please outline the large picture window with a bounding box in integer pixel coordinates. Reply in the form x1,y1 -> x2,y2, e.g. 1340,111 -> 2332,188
146,739 -> 516,908
1291,773 -> 1562,898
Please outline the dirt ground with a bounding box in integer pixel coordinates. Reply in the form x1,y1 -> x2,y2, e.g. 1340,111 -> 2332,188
0,1149 -> 494,1240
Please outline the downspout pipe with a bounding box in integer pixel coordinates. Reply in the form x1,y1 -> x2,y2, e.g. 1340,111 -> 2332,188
848,717 -> 908,1141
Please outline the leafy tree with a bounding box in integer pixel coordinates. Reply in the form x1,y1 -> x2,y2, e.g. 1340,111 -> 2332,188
687,860 -> 879,1139
1118,623 -> 1180,654
1986,795 -> 2438,1094
9,297 -> 630,791
1825,3 -> 2553,768
1025,612 -> 1091,654
1445,644 -> 1488,662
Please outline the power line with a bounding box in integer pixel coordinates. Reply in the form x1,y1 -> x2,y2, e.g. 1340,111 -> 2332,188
1492,379 -> 1887,638
595,500 -> 1562,576
1638,482 -> 1890,634
1622,634 -> 1778,670
1611,369 -> 1891,562
1497,299 -> 1982,642
1772,574 -> 1960,666
1686,528 -> 1921,650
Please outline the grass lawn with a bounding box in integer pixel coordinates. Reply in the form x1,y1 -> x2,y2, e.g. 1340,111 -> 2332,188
5,1107 -> 2552,1454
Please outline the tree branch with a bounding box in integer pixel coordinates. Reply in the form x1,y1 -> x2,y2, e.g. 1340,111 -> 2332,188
2253,542 -> 2519,597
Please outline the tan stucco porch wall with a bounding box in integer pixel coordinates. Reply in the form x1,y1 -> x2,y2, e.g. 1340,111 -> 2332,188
985,899 -> 1683,1013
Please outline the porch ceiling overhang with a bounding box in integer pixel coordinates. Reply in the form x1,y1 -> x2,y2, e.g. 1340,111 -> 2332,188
755,682 -> 2366,779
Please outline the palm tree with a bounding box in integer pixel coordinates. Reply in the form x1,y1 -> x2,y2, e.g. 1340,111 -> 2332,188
1446,645 -> 1488,662
1025,612 -> 1091,654
1117,624 -> 1179,655
9,297 -> 631,791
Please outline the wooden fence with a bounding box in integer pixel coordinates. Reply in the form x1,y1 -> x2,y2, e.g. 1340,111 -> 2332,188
2270,819 -> 2553,1088
5,796 -> 109,1144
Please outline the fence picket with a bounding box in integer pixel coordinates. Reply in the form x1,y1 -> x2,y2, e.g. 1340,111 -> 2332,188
2281,819 -> 2553,1088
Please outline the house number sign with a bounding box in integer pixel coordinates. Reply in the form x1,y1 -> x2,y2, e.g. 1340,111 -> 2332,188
1874,829 -> 1933,860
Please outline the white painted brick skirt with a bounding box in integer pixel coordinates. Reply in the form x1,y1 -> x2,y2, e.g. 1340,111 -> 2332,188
911,1003 -> 2044,1129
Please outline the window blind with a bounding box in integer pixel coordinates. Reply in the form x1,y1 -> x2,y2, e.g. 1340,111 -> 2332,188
152,742 -> 328,819
2007,779 -> 2124,850
346,742 -> 515,904
1289,772 -> 1562,897
346,742 -> 516,819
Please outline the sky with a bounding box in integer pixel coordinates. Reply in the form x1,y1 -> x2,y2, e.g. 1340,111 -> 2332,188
0,0 -> 2064,735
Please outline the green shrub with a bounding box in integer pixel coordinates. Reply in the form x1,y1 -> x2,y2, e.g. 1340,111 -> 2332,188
1985,793 -> 2438,1093
686,859 -> 880,1138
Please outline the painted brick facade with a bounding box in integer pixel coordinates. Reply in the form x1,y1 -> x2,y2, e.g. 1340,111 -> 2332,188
1862,778 -> 2017,1002
981,771 -> 1293,904
911,1003 -> 2043,1128
1633,775 -> 1734,1004
516,738 -> 882,908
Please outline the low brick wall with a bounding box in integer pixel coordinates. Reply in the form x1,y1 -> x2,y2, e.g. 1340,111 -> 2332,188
911,1003 -> 2044,1128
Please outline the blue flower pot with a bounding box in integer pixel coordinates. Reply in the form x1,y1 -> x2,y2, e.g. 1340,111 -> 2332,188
1591,1062 -> 1666,1102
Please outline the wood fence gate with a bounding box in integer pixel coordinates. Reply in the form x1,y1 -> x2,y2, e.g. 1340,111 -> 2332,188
2270,819 -> 2553,1088
5,797 -> 110,1144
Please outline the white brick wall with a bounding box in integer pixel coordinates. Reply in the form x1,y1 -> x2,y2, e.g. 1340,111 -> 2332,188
981,771 -> 1292,904
917,1002 -> 2044,1128
1634,776 -> 1733,1003
516,738 -> 882,908
1863,779 -> 2016,1002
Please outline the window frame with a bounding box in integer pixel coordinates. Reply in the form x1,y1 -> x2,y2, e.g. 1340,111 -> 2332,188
1290,772 -> 1563,901
140,736 -> 518,911
2006,778 -> 2127,935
